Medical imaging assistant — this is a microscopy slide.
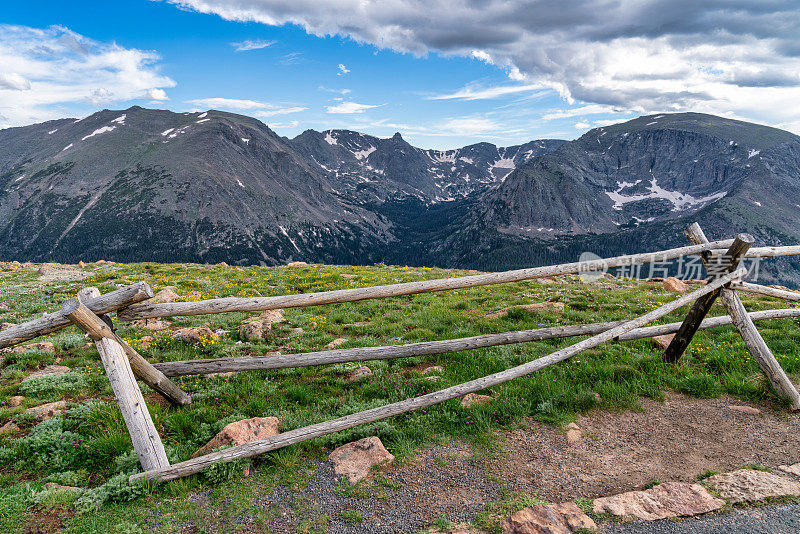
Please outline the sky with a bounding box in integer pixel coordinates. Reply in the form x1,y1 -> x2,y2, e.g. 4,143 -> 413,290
1,0 -> 800,149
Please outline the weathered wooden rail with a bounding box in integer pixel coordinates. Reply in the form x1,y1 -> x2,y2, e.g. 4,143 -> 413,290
6,225 -> 800,484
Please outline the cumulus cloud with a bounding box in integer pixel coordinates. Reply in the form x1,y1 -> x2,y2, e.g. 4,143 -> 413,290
0,24 -> 175,127
326,101 -> 381,113
231,38 -> 276,51
337,63 -> 350,75
147,88 -> 169,101
165,0 -> 800,132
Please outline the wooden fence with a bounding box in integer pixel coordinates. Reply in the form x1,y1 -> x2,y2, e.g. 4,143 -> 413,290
4,223 -> 800,484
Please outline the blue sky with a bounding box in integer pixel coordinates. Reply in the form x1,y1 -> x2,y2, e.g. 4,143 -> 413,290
2,0 -> 799,149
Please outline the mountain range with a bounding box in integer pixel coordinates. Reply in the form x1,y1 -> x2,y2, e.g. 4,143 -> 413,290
1,107 -> 799,284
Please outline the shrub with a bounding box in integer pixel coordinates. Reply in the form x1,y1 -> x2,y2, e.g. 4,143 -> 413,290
73,473 -> 149,513
19,372 -> 89,399
0,417 -> 88,473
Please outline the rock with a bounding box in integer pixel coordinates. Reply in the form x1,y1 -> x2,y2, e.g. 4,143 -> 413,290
94,260 -> 114,266
287,261 -> 308,267
705,469 -> 800,503
325,338 -> 349,350
207,371 -> 236,379
652,334 -> 675,349
23,365 -> 71,382
215,262 -> 229,267
10,342 -> 55,354
26,400 -> 67,421
727,405 -> 760,415
421,365 -> 444,375
347,366 -> 373,381
192,417 -> 280,458
592,482 -> 724,520
461,393 -> 492,408
779,464 -> 800,477
502,502 -> 597,533
340,273 -> 357,279
329,436 -> 394,483
663,277 -> 689,292
131,318 -> 171,331
185,291 -> 204,300
425,375 -> 445,382
259,309 -> 285,324
37,263 -> 90,282
8,396 -> 24,407
77,261 -> 87,268
487,302 -> 565,319
291,327 -> 305,335
0,421 -> 20,435
176,326 -> 217,344
565,422 -> 582,444
147,288 -> 181,304
239,321 -> 268,341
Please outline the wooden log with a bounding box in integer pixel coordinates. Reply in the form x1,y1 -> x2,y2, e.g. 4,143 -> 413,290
709,245 -> 800,259
686,223 -> 800,410
664,234 -> 754,362
88,333 -> 169,471
731,281 -> 800,302
131,270 -> 744,483
152,305 -> 800,377
118,240 -> 735,321
62,298 -> 191,406
0,282 -> 153,349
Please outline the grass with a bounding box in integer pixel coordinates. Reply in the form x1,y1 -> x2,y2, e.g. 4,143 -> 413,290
0,261 -> 799,532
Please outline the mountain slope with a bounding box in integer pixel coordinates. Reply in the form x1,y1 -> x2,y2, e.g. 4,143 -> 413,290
0,107 -> 392,264
431,113 -> 800,283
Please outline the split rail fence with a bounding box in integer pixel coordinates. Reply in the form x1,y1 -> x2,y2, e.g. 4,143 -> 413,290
3,223 -> 800,483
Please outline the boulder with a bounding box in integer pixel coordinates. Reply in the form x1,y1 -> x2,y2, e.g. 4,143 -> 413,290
8,396 -> 24,407
215,262 -> 229,267
185,291 -> 204,300
10,342 -> 55,354
487,302 -> 565,319
239,320 -> 269,341
652,334 -> 675,349
325,338 -> 349,350
421,365 -> 444,375
131,318 -> 171,331
347,366 -> 373,381
663,277 -> 689,292
37,263 -> 90,282
77,261 -> 87,268
461,393 -> 492,408
727,405 -> 760,415
0,421 -> 20,435
329,436 -> 394,483
592,482 -> 724,520
192,417 -> 280,458
26,400 -> 67,421
287,261 -> 308,267
148,288 -> 181,304
23,365 -> 71,382
176,326 -> 216,344
705,469 -> 800,503
258,309 -> 285,325
502,502 -> 597,533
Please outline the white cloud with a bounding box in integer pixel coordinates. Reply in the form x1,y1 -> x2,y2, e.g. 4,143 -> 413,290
430,83 -> 544,101
231,38 -> 275,51
0,24 -> 175,127
326,101 -> 381,114
318,86 -> 351,95
187,97 -> 268,110
337,63 -> 350,76
574,121 -> 591,129
437,116 -> 503,136
541,104 -> 620,121
253,106 -> 307,117
164,0 -> 800,133
147,88 -> 169,101
0,72 -> 30,91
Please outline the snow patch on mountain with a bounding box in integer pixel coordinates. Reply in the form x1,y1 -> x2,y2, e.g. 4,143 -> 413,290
81,125 -> 115,141
324,131 -> 337,145
606,173 -> 727,211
